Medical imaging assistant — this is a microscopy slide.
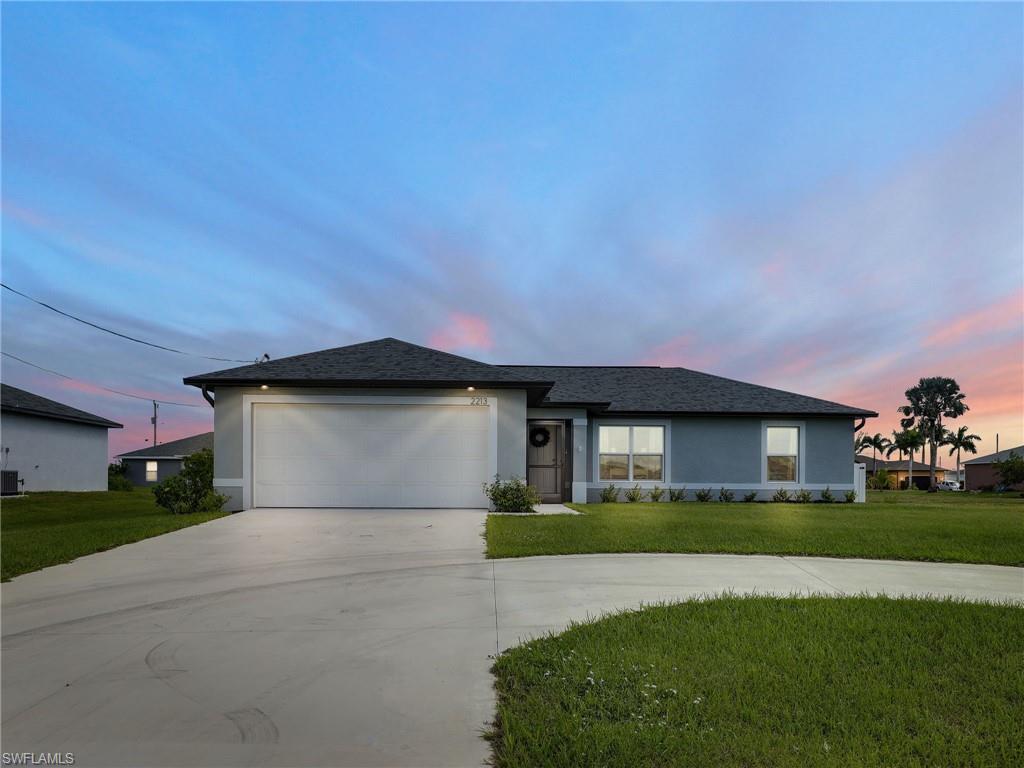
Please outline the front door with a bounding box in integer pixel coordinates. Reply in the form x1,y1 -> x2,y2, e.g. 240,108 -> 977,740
527,421 -> 567,503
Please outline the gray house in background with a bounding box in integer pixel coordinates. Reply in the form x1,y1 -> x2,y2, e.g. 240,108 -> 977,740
183,338 -> 876,511
0,383 -> 122,492
117,431 -> 214,486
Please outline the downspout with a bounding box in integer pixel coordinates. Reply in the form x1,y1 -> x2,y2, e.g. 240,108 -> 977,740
202,385 -> 215,408
853,417 -> 866,433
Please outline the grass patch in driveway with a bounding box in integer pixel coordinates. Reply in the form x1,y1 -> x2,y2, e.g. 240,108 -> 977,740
1,491 -> 229,580
490,595 -> 1024,768
486,491 -> 1023,565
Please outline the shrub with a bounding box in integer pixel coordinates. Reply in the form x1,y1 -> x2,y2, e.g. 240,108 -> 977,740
795,489 -> 813,504
624,484 -> 645,503
844,490 -> 858,503
718,487 -> 735,502
107,461 -> 133,492
152,448 -> 226,514
669,487 -> 687,502
695,488 -> 713,502
648,485 -> 664,503
994,451 -> 1024,487
820,486 -> 835,503
771,488 -> 791,503
869,468 -> 892,490
743,492 -> 758,503
600,484 -> 620,503
483,475 -> 541,513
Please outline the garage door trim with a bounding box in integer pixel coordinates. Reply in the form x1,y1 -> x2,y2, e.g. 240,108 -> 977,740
240,393 -> 499,509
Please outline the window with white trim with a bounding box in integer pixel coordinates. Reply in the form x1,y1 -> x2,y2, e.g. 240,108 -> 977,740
599,425 -> 664,481
766,426 -> 799,482
145,461 -> 158,483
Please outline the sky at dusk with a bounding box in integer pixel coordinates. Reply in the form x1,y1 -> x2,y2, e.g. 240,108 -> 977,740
2,3 -> 1022,461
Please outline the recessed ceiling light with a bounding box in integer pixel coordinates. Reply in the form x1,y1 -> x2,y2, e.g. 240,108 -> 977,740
467,386 -> 475,391
260,384 -> 269,390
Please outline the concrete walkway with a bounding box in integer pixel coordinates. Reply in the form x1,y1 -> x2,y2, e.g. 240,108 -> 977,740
2,508 -> 1020,767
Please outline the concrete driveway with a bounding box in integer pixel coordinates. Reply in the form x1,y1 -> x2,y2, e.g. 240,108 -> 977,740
3,508 -> 1021,768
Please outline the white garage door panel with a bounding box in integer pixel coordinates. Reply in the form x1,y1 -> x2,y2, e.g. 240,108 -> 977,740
252,403 -> 490,508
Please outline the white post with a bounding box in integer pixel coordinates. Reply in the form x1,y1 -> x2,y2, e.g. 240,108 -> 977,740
855,463 -> 866,503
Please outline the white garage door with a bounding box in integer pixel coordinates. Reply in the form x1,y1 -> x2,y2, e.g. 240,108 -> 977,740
252,402 -> 491,508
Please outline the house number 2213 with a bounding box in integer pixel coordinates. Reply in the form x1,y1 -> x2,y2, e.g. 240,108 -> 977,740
469,396 -> 489,406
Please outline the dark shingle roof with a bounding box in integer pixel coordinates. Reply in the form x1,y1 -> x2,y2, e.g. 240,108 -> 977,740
964,445 -> 1024,465
184,338 -> 552,391
504,365 -> 877,417
856,454 -> 951,472
184,338 -> 877,417
0,383 -> 122,428
117,431 -> 214,459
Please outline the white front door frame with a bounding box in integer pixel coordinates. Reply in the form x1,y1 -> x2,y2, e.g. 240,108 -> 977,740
240,393 -> 499,510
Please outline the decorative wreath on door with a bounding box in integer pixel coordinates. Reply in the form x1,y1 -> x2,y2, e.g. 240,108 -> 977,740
529,426 -> 551,448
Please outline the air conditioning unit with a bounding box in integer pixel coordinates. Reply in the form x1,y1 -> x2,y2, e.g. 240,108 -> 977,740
1,470 -> 21,496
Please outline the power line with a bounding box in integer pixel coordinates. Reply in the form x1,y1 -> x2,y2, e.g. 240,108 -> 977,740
1,351 -> 203,407
1,282 -> 252,363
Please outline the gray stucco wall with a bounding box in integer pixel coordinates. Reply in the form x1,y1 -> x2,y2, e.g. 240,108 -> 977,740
585,415 -> 856,501
211,386 -> 528,510
0,412 -> 110,491
122,458 -> 184,487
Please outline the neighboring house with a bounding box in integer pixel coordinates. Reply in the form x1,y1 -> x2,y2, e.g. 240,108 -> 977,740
116,431 -> 214,486
856,453 -> 949,490
184,338 -> 877,511
964,445 -> 1024,491
0,383 -> 122,492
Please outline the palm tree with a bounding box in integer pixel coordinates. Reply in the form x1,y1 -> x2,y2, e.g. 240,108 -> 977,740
857,433 -> 890,472
941,426 -> 981,487
887,428 -> 925,489
898,377 -> 969,489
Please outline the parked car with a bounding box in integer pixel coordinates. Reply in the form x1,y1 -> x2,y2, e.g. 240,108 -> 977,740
936,480 -> 961,491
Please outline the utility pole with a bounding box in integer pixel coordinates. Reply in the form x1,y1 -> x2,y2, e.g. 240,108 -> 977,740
151,401 -> 158,446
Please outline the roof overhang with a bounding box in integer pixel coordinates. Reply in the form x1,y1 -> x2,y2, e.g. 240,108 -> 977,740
1,404 -> 123,429
184,377 -> 556,406
556,407 -> 879,418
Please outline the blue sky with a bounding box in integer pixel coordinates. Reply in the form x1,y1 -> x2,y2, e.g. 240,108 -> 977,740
2,2 -> 1021,456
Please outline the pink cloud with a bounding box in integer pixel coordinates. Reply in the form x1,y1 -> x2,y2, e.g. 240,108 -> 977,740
822,336 -> 1023,449
428,312 -> 493,352
922,289 -> 1023,348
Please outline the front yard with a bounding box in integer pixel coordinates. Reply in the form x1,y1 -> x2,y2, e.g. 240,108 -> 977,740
486,491 -> 1024,566
0,491 -> 230,580
490,595 -> 1024,767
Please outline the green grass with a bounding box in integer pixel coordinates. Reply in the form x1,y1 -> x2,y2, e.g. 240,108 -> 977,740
490,595 -> 1024,768
1,491 -> 230,580
486,491 -> 1024,565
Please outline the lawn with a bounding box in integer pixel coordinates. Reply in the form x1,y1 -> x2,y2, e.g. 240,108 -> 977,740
490,596 -> 1024,768
1,491 -> 230,580
486,491 -> 1024,565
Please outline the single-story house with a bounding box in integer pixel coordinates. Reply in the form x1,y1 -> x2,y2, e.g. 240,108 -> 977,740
183,337 -> 877,511
855,453 -> 949,490
964,445 -> 1024,491
116,431 -> 214,486
0,383 -> 122,492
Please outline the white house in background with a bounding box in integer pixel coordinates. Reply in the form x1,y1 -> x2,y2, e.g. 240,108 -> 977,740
0,383 -> 122,492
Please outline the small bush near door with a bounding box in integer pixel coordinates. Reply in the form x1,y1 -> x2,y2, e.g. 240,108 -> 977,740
600,484 -> 620,503
484,476 -> 541,514
152,448 -> 227,515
